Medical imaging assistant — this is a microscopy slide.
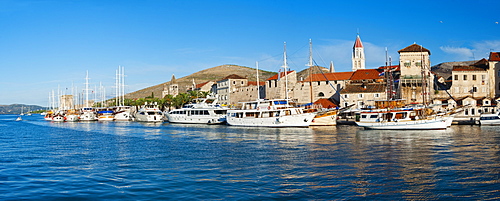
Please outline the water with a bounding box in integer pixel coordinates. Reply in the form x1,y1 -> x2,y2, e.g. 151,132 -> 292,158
1,114 -> 499,200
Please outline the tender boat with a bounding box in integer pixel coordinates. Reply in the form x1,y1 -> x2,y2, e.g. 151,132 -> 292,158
479,113 -> 500,125
226,99 -> 316,127
165,96 -> 227,124
134,102 -> 163,122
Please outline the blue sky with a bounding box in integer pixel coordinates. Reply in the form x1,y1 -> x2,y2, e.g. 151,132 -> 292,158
0,0 -> 499,106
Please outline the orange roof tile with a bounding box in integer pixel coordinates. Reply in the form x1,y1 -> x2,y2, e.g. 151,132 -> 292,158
489,52 -> 500,61
248,81 -> 265,86
314,98 -> 338,108
303,72 -> 354,82
398,44 -> 431,55
350,69 -> 382,80
266,71 -> 294,81
354,35 -> 363,48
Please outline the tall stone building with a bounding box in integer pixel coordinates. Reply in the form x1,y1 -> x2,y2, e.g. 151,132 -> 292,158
265,71 -> 297,100
162,74 -> 179,98
216,74 -> 248,106
397,44 -> 434,105
352,35 -> 365,71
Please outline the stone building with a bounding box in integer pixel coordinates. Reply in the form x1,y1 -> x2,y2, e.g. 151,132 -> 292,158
397,44 -> 434,105
162,74 -> 179,98
216,74 -> 248,106
352,35 -> 365,71
295,71 -> 354,105
265,71 -> 297,100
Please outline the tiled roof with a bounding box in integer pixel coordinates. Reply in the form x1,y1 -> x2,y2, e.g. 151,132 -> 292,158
195,81 -> 212,88
453,58 -> 489,71
314,98 -> 337,108
354,35 -> 363,48
490,52 -> 500,61
350,69 -> 382,80
303,72 -> 354,82
266,71 -> 294,81
398,44 -> 431,55
342,83 -> 386,93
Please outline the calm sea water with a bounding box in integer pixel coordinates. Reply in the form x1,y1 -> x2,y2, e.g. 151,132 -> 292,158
1,114 -> 499,200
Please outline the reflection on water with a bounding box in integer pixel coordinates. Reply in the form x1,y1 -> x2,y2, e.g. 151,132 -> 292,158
1,115 -> 499,200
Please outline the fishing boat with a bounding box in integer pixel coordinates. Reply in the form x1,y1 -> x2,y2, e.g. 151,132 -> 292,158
97,108 -> 114,121
226,99 -> 316,127
134,102 -> 163,122
355,100 -> 453,130
113,106 -> 133,121
479,112 -> 500,125
165,95 -> 227,124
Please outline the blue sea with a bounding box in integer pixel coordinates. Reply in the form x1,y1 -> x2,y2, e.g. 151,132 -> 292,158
1,114 -> 499,200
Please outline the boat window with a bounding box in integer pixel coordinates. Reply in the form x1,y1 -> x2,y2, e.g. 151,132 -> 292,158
369,115 -> 378,119
361,115 -> 367,118
204,110 -> 209,115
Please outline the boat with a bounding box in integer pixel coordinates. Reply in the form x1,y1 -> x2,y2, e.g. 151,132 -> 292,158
113,106 -> 133,121
165,95 -> 228,124
97,108 -> 114,121
308,109 -> 338,126
355,100 -> 454,130
79,107 -> 98,121
44,110 -> 55,121
52,111 -> 66,122
226,99 -> 316,127
65,109 -> 80,122
479,112 -> 500,125
134,102 -> 164,122
15,116 -> 22,121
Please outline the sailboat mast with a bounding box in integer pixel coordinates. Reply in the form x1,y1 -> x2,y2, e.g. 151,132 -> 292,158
283,42 -> 289,99
85,71 -> 89,108
308,39 -> 314,104
256,61 -> 260,100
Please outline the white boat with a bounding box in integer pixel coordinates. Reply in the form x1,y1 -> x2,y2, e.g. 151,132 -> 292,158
165,95 -> 227,124
356,106 -> 454,130
134,102 -> 163,122
226,99 -> 316,127
308,109 -> 338,126
479,113 -> 500,125
113,106 -> 133,121
65,109 -> 80,122
79,107 -> 98,121
15,116 -> 22,121
52,111 -> 66,122
97,109 -> 114,121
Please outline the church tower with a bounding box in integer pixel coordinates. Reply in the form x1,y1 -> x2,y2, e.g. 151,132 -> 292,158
352,34 -> 365,71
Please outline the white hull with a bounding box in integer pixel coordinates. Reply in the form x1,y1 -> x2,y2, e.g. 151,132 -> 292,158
167,115 -> 226,124
98,115 -> 115,121
114,112 -> 132,121
135,114 -> 163,122
65,114 -> 80,122
479,113 -> 500,125
227,113 -> 315,127
310,111 -> 337,126
357,116 -> 453,130
79,112 -> 97,121
52,115 -> 65,122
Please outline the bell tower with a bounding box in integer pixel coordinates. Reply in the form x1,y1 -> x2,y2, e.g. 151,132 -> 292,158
352,34 -> 365,71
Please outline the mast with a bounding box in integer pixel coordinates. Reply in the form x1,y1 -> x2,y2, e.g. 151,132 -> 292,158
256,61 -> 260,100
282,42 -> 289,99
308,39 -> 314,104
84,71 -> 89,108
121,66 -> 125,106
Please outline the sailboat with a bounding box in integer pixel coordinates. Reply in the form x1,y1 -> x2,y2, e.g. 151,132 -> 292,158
355,49 -> 454,130
113,66 -> 132,121
79,71 -> 98,121
226,42 -> 316,127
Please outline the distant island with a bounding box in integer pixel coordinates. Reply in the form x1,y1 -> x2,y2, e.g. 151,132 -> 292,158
0,104 -> 45,114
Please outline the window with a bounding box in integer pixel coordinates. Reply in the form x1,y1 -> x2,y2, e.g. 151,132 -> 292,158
473,87 -> 477,92
404,60 -> 411,67
454,75 -> 458,80
318,92 -> 325,97
473,75 -> 477,80
358,94 -> 363,98
374,93 -> 380,98
463,75 -> 467,80
416,60 -> 422,67
318,81 -> 321,86
344,94 -> 349,99
482,75 -> 486,80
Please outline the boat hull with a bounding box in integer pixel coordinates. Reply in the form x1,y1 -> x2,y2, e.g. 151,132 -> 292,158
226,113 -> 315,127
356,117 -> 453,130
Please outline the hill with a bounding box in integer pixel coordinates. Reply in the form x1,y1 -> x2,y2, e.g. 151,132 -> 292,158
125,64 -> 277,99
431,60 -> 478,80
0,104 -> 44,114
